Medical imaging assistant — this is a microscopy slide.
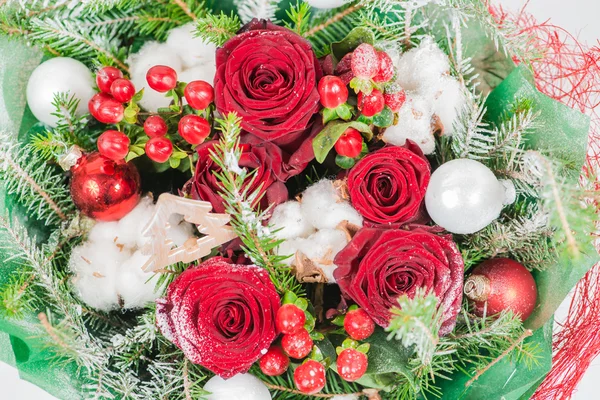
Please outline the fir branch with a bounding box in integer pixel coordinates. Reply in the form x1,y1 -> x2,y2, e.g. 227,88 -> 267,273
234,0 -> 278,24
0,273 -> 35,318
284,0 -> 311,36
305,3 -> 364,57
194,11 -> 240,46
172,0 -> 197,21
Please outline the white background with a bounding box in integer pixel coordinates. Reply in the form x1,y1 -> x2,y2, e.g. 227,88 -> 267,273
1,0 -> 599,399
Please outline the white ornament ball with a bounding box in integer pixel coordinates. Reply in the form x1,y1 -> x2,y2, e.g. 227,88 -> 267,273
204,374 -> 271,400
425,159 -> 514,234
306,0 -> 347,9
26,57 -> 95,127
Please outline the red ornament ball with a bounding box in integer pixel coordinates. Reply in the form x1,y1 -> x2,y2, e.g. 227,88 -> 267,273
351,43 -> 379,78
384,90 -> 406,112
145,137 -> 173,163
259,346 -> 290,376
70,152 -> 140,221
146,65 -> 178,93
335,128 -> 363,158
110,78 -> 136,103
143,115 -> 168,138
96,66 -> 123,94
358,89 -> 385,117
276,304 -> 306,335
184,80 -> 214,110
464,258 -> 537,321
97,130 -> 130,161
88,93 -> 124,124
318,75 -> 349,109
372,51 -> 394,83
281,328 -> 313,359
178,115 -> 210,145
344,308 -> 375,340
337,348 -> 368,381
294,360 -> 326,395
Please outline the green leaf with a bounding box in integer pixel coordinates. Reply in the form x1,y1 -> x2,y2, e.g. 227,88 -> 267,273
330,27 -> 375,63
169,157 -> 181,169
357,114 -> 373,125
373,106 -> 394,128
312,121 -> 372,163
335,155 -> 356,169
132,88 -> 144,103
304,311 -> 316,333
282,291 -> 298,305
294,298 -> 308,311
336,103 -> 353,120
309,331 -> 325,341
356,343 -> 370,354
322,107 -> 338,124
331,315 -> 345,327
350,77 -> 374,95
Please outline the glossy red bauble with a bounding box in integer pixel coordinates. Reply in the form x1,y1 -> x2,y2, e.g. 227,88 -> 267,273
143,115 -> 168,138
464,258 -> 537,321
96,66 -> 123,94
259,346 -> 290,376
145,137 -> 173,163
184,80 -> 214,110
276,304 -> 306,335
146,65 -> 178,93
97,130 -> 130,161
351,43 -> 379,78
110,78 -> 136,103
344,308 -> 375,340
372,51 -> 394,83
334,128 -> 363,158
318,75 -> 349,109
358,89 -> 385,117
384,90 -> 407,112
70,152 -> 140,221
178,115 -> 210,145
294,360 -> 326,395
88,93 -> 124,124
281,329 -> 313,359
337,349 -> 368,382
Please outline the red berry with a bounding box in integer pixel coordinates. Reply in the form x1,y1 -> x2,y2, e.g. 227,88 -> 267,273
318,75 -> 348,109
146,65 -> 178,93
144,115 -> 168,138
88,93 -> 124,124
335,128 -> 363,158
344,308 -> 375,340
259,346 -> 290,376
372,51 -> 395,83
110,78 -> 136,103
281,329 -> 313,359
337,349 -> 368,381
351,43 -> 379,78
184,80 -> 214,110
97,130 -> 130,161
145,137 -> 173,163
96,66 -> 123,94
178,115 -> 210,145
294,360 -> 326,395
276,304 -> 306,334
384,90 -> 407,112
358,88 -> 385,117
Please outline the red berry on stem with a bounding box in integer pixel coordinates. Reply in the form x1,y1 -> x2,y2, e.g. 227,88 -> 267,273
97,130 -> 130,161
351,43 -> 379,78
259,346 -> 290,376
146,65 -> 178,93
372,51 -> 395,83
344,308 -> 375,340
96,66 -> 123,94
318,75 -> 349,109
281,329 -> 313,359
384,90 -> 407,112
178,115 -> 210,145
88,93 -> 124,124
464,258 -> 537,321
294,360 -> 326,395
337,349 -> 368,382
358,89 -> 385,117
110,78 -> 136,103
184,80 -> 214,110
144,115 -> 168,138
145,137 -> 173,163
276,304 -> 306,334
335,128 -> 363,158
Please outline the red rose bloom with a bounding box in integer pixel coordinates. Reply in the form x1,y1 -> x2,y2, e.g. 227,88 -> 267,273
333,227 -> 463,335
156,257 -> 281,378
188,140 -> 288,213
347,142 -> 431,227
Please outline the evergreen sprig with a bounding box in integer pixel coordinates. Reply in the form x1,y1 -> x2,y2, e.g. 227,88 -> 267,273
194,11 -> 241,47
234,0 -> 278,24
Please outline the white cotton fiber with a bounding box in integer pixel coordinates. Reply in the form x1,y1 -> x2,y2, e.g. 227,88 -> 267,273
116,250 -> 160,309
298,229 -> 348,283
382,94 -> 436,154
117,196 -> 154,248
166,23 -> 217,70
178,65 -> 216,86
395,36 -> 450,94
432,76 -> 467,135
270,201 -> 315,240
276,237 -> 303,266
300,180 -> 363,230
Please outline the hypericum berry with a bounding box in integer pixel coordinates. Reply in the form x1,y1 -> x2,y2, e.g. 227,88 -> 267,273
335,128 -> 363,158
294,360 -> 326,394
110,78 -> 136,103
146,65 -> 178,93
97,130 -> 130,161
318,75 -> 349,109
145,136 -> 173,163
96,66 -> 123,93
384,90 -> 407,112
178,115 -> 210,145
281,329 -> 313,359
88,93 -> 124,124
372,51 -> 394,83
184,80 -> 214,110
143,115 -> 168,138
276,304 -> 306,335
337,348 -> 368,381
259,346 -> 290,376
357,88 -> 385,117
351,43 -> 379,78
344,308 -> 375,340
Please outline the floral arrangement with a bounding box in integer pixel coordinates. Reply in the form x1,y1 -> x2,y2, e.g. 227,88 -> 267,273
0,1 -> 598,400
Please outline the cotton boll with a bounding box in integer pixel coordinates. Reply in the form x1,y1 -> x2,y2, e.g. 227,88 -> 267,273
298,229 -> 349,283
87,220 -> 119,244
166,23 -> 217,70
382,94 -> 436,154
116,250 -> 161,309
301,180 -> 363,230
204,373 -> 271,400
178,65 -> 216,86
270,201 -> 315,240
395,36 -> 450,94
275,237 -> 304,266
117,197 -> 155,248
432,77 -> 467,135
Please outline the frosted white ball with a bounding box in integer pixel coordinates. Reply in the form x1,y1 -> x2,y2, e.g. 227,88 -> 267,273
306,0 -> 347,8
166,22 -> 217,70
26,57 -> 95,127
425,159 -> 511,234
204,374 -> 271,400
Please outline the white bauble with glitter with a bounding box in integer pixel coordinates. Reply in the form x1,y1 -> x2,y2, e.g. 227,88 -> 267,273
26,57 -> 95,127
204,374 -> 271,400
425,159 -> 515,234
307,0 -> 347,8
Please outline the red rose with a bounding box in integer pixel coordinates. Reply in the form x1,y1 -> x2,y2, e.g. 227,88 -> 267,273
188,140 -> 288,213
333,227 -> 463,335
156,257 -> 280,378
348,142 -> 431,227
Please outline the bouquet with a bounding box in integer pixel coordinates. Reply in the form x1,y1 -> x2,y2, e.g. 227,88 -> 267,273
0,1 -> 598,399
